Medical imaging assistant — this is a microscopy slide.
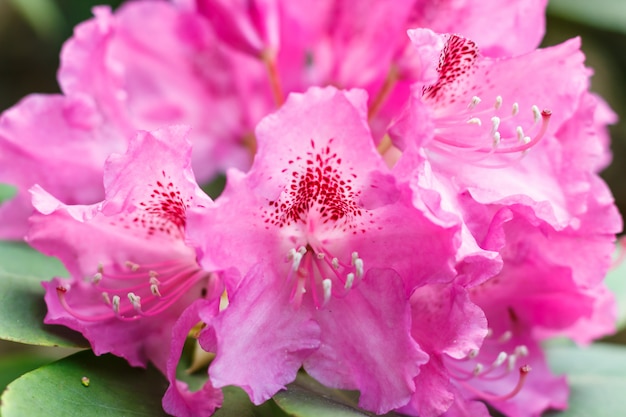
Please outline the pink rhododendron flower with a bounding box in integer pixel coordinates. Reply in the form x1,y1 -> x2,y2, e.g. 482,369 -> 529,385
186,86 -> 464,414
27,126 -> 218,368
388,30 -> 622,416
0,1 -> 250,238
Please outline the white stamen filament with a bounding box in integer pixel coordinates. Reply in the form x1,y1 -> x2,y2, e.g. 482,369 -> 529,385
493,351 -> 508,367
128,292 -> 141,312
494,96 -> 503,109
468,96 -> 481,109
112,295 -> 121,314
345,273 -> 355,290
532,105 -> 541,123
498,330 -> 512,343
322,279 -> 332,305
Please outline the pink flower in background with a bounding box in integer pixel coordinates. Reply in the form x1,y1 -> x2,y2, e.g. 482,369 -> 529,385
0,1 -> 250,238
187,86 -> 462,413
27,126 -> 218,368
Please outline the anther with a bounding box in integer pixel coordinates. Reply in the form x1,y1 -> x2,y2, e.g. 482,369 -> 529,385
317,253 -> 325,259
97,264 -> 104,274
511,102 -> 519,116
345,273 -> 355,290
354,258 -> 364,279
532,105 -> 541,123
492,131 -> 501,147
473,363 -> 484,376
150,284 -> 162,297
490,117 -> 501,136
468,96 -> 481,109
332,258 -> 339,269
493,351 -> 508,367
507,354 -> 518,372
125,261 -> 139,272
112,295 -> 121,314
468,349 -> 479,359
515,345 -> 529,357
92,272 -> 103,284
149,270 -> 159,278
498,330 -> 512,343
466,117 -> 482,126
102,292 -> 111,305
516,126 -> 525,142
322,279 -> 332,305
494,96 -> 503,109
128,292 -> 141,312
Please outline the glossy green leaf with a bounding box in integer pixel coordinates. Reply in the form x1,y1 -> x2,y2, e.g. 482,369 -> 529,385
606,245 -> 626,330
548,0 -> 626,34
0,241 -> 87,347
0,184 -> 16,203
0,352 -> 53,393
545,343 -> 626,416
273,372 -> 401,417
1,350 -> 169,417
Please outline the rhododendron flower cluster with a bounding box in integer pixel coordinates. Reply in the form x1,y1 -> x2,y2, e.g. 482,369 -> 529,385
0,1 -> 621,417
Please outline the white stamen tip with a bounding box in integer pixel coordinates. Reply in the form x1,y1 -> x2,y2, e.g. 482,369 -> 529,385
473,363 -> 484,376
507,354 -> 518,372
290,247 -> 306,271
494,351 -> 508,367
468,96 -> 481,109
486,328 -> 494,338
97,263 -> 104,274
516,126 -> 525,142
532,105 -> 541,123
468,349 -> 479,359
128,292 -> 141,311
351,252 -> 359,265
492,131 -> 501,147
515,345 -> 529,357
149,277 -> 160,286
354,258 -> 364,278
92,272 -> 103,284
322,279 -> 332,305
332,257 -> 339,270
102,292 -> 111,306
498,330 -> 512,343
112,295 -> 121,314
125,261 -> 139,272
149,270 -> 159,278
345,273 -> 355,290
523,136 -> 531,144
150,284 -> 161,297
495,95 -> 503,109
466,117 -> 482,126
490,116 -> 501,134
316,253 -> 325,259
512,102 -> 520,116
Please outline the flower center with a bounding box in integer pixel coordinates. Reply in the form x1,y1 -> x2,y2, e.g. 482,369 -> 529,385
285,245 -> 365,308
56,257 -> 213,322
444,328 -> 531,402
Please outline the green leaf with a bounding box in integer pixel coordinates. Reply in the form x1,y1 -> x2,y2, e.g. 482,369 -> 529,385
273,372 -> 402,417
606,245 -> 626,330
545,343 -> 626,416
0,350 -> 169,417
548,0 -> 626,34
0,184 -> 16,204
0,351 -> 53,393
0,241 -> 87,347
